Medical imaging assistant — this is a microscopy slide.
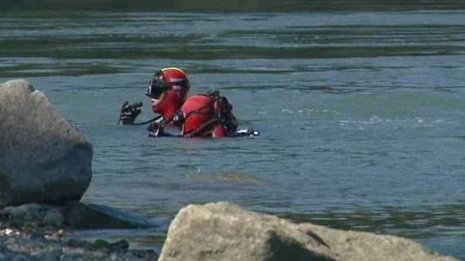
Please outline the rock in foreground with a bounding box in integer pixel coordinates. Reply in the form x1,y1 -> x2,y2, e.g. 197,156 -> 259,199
159,202 -> 458,261
0,79 -> 92,207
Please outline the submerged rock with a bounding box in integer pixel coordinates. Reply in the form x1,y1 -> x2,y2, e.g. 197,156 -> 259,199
0,79 -> 93,207
64,202 -> 160,229
0,202 -> 159,230
158,202 -> 458,261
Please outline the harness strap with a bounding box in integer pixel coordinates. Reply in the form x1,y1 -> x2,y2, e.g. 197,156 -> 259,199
180,95 -> 236,136
168,104 -> 212,125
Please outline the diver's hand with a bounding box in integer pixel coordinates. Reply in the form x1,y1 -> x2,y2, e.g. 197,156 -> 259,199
119,101 -> 142,125
147,121 -> 164,137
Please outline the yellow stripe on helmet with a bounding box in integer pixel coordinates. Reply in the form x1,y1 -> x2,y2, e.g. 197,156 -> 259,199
160,67 -> 190,101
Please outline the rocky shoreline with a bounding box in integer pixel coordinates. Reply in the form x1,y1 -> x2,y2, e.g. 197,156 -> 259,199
1,202 -> 459,261
0,203 -> 159,260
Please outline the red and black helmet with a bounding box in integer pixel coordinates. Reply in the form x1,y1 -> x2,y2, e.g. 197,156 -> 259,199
147,67 -> 191,118
146,67 -> 190,99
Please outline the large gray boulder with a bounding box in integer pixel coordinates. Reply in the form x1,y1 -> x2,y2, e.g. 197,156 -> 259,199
158,202 -> 458,261
159,202 -> 336,261
0,79 -> 92,207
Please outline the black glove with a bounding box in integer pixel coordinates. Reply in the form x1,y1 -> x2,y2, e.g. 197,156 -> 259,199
147,121 -> 164,137
119,101 -> 142,125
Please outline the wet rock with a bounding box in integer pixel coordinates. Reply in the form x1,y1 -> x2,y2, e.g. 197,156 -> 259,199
2,204 -> 53,221
0,79 -> 93,207
42,208 -> 64,227
64,202 -> 159,229
1,202 -> 159,231
130,249 -> 159,260
0,203 -> 65,229
92,239 -> 129,253
158,202 -> 458,261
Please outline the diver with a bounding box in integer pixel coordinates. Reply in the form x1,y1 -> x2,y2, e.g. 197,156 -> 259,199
119,67 -> 259,138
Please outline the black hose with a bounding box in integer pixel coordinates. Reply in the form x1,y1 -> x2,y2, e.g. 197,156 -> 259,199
131,115 -> 162,126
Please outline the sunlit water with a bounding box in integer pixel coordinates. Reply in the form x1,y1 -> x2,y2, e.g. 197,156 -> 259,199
1,5 -> 465,259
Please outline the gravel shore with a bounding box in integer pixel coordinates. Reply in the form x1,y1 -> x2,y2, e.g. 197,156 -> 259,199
0,203 -> 159,261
